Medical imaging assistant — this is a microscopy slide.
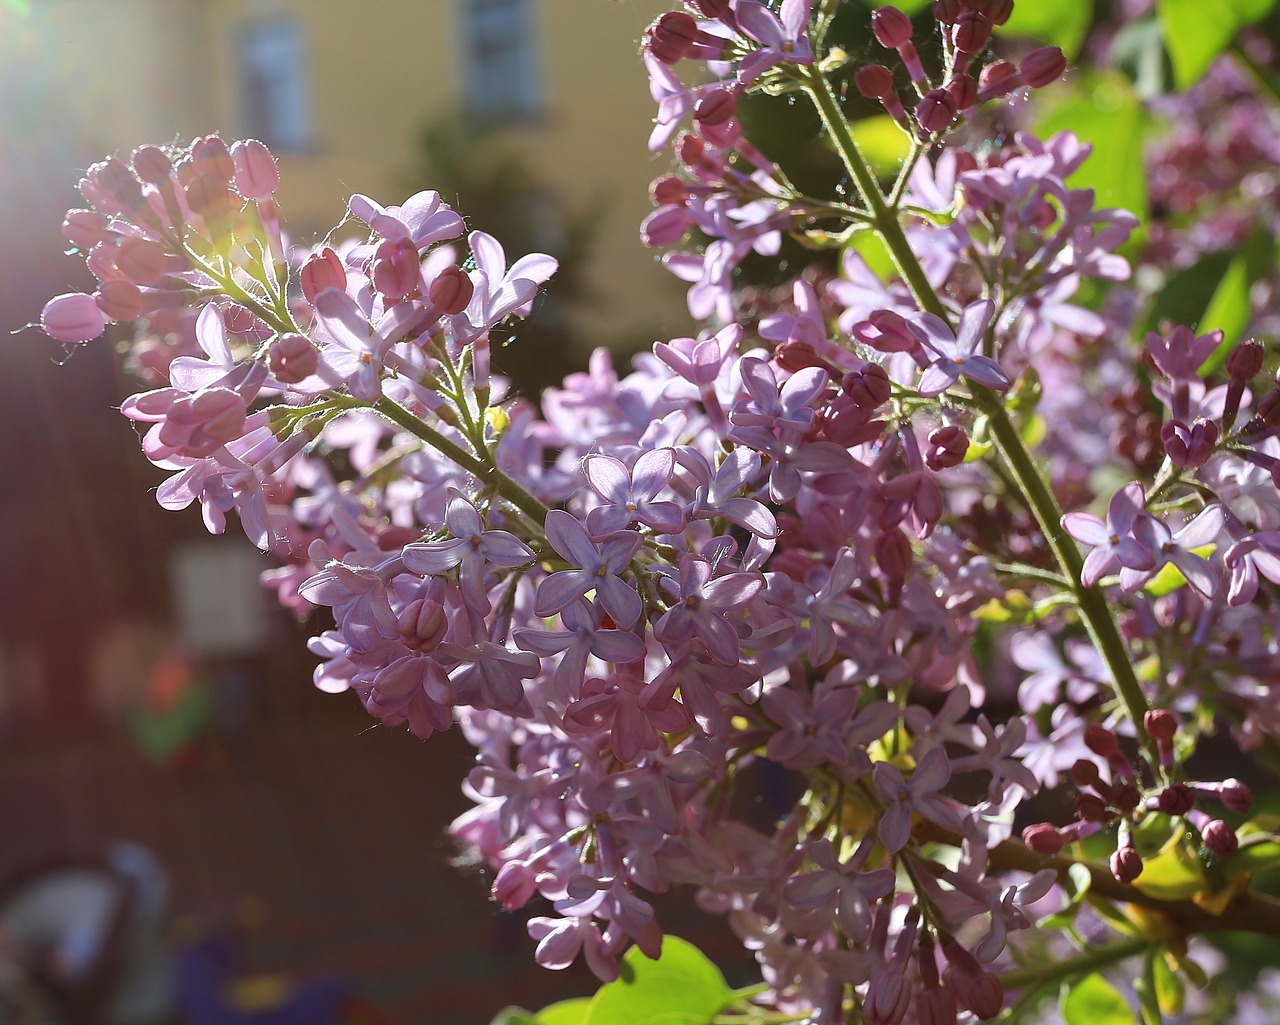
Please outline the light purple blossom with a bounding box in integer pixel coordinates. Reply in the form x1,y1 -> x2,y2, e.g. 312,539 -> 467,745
909,300 -> 1011,397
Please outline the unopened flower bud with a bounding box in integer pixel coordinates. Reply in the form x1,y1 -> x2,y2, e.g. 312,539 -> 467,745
650,175 -> 688,206
932,0 -> 963,23
916,89 -> 957,134
428,265 -> 475,315
114,236 -> 169,285
946,73 -> 978,110
647,11 -> 699,63
1217,778 -> 1253,814
231,138 -> 280,200
131,145 -> 172,185
491,861 -> 538,910
1022,823 -> 1065,856
1144,708 -> 1177,742
1110,844 -> 1143,883
41,292 -> 109,343
1201,819 -> 1239,858
1227,340 -> 1264,380
775,341 -> 825,372
843,363 -> 892,408
1075,793 -> 1111,823
268,333 -> 319,384
1020,46 -> 1067,89
1258,388 -> 1280,425
855,64 -> 897,100
689,0 -> 731,16
1148,782 -> 1195,816
983,0 -> 1014,25
62,209 -> 113,251
926,425 -> 969,470
952,11 -> 991,54
371,237 -> 421,300
872,6 -> 914,48
1161,418 -> 1218,468
300,247 -> 347,303
1112,783 -> 1141,814
979,59 -> 1018,94
1083,723 -> 1120,759
875,528 -> 914,580
854,310 -> 917,352
185,173 -> 232,218
190,135 -> 235,182
1069,758 -> 1103,791
398,597 -> 448,651
694,87 -> 737,125
96,280 -> 144,323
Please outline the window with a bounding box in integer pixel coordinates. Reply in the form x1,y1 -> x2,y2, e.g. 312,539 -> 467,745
462,0 -> 541,123
239,18 -> 311,152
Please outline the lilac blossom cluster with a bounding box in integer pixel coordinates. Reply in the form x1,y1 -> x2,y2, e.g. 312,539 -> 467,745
36,1 -> 1280,1022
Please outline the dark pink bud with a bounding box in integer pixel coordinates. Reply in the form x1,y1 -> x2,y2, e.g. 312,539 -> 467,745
865,969 -> 911,1024
946,73 -> 978,110
1258,389 -> 1280,425
114,236 -> 169,285
875,528 -> 914,580
1020,46 -> 1067,89
230,138 -> 280,200
96,280 -> 144,323
300,247 -> 346,304
1083,723 -> 1120,759
371,237 -> 421,300
1075,793 -> 1111,823
185,173 -> 232,218
95,157 -> 144,207
1149,782 -> 1196,816
1201,819 -> 1239,858
1227,340 -> 1264,380
1112,783 -> 1141,813
650,175 -> 689,206
491,861 -> 538,910
1110,844 -> 1143,883
62,209 -> 113,251
854,310 -> 917,352
932,0 -> 963,23
1022,823 -> 1065,857
1161,418 -> 1218,468
951,11 -> 991,54
979,59 -> 1018,92
268,333 -> 319,384
775,341 -> 826,373
190,135 -> 235,182
926,425 -> 969,470
688,0 -> 731,17
984,0 -> 1014,24
1216,778 -> 1253,814
855,64 -> 897,100
427,265 -> 475,315
647,12 -> 699,63
397,598 -> 448,651
842,363 -> 892,407
694,87 -> 737,126
641,205 -> 694,247
41,292 -> 110,343
872,6 -> 914,48
1144,708 -> 1177,741
1069,758 -> 1103,791
131,145 -> 172,185
916,89 -> 957,134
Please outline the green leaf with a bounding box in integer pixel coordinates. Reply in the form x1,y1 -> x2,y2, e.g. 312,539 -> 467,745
1038,862 -> 1095,930
1000,0 -> 1094,58
1223,835 -> 1280,878
1133,832 -> 1208,900
1036,73 -> 1154,220
1197,223 -> 1274,375
490,1009 -> 540,1025
1158,0 -> 1278,89
850,115 -> 912,176
538,999 -> 593,1025
582,937 -> 731,1025
1061,973 -> 1137,1025
844,229 -> 897,287
1153,951 -> 1187,1016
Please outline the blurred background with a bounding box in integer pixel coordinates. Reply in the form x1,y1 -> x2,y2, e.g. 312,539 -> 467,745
0,1 -> 698,1021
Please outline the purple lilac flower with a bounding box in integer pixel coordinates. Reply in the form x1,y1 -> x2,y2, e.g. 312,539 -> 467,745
536,510 -> 644,628
583,448 -> 685,537
1120,504 -> 1225,598
1060,481 -> 1156,587
654,554 -> 762,665
873,746 -> 963,852
908,300 -> 1010,397
735,0 -> 815,85
513,599 -> 647,702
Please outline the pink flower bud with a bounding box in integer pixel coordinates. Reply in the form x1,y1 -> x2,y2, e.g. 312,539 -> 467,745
853,310 -> 917,352
428,266 -> 475,315
984,0 -> 1014,24
865,969 -> 910,1025
1112,783 -> 1141,813
641,205 -> 694,247
872,7 -> 914,48
1022,823 -> 1065,856
231,138 -> 280,200
932,0 -> 963,23
371,237 -> 421,300
1201,819 -> 1239,858
855,64 -> 897,100
694,87 -> 737,126
916,89 -> 957,134
1258,388 -> 1280,425
1083,723 -> 1119,759
689,0 -> 731,17
1070,758 -> 1104,790
1161,417 -> 1218,468
491,861 -> 538,910
979,59 -> 1018,92
1227,340 -> 1264,380
1020,46 -> 1067,89
398,598 -> 448,651
946,73 -> 978,110
96,280 -> 144,323
775,341 -> 826,372
190,135 -> 235,183
41,292 -> 109,343
1144,708 -> 1177,742
95,157 -> 144,208
1075,793 -> 1111,823
647,12 -> 699,63
1110,844 -> 1143,883
268,333 -> 319,384
842,363 -> 892,407
185,173 -> 232,218
132,145 -> 172,185
926,425 -> 969,470
650,175 -> 689,206
114,236 -> 169,285
62,209 -> 113,251
951,11 -> 991,54
875,528 -> 913,580
300,247 -> 347,304
1217,778 -> 1253,814
1148,782 -> 1195,816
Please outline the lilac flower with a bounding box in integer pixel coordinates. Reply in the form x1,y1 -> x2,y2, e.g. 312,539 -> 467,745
1120,504 -> 1225,598
642,646 -> 756,735
873,746 -> 963,852
908,300 -> 1010,397
402,491 -> 535,613
562,671 -> 688,764
679,448 -> 777,540
1146,324 -> 1223,382
455,230 -> 558,343
654,554 -> 762,664
583,448 -> 685,537
730,357 -> 827,433
347,189 -> 464,251
782,839 -> 895,943
1224,532 -> 1280,605
1060,481 -> 1156,587
513,599 -> 647,702
535,511 -> 644,628
736,0 -> 814,85
311,287 -> 422,402
438,641 -> 540,716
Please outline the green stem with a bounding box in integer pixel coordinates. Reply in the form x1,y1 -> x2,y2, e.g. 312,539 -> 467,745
999,936 -> 1150,993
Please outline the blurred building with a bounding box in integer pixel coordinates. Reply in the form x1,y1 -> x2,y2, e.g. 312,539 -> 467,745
0,0 -> 685,733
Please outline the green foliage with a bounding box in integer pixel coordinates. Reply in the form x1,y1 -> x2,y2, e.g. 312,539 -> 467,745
1060,973 -> 1137,1025
1198,223 -> 1275,375
1000,0 -> 1095,58
1157,0 -> 1278,89
849,115 -> 912,176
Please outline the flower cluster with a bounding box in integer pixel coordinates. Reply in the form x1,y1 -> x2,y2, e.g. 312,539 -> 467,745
36,1 -> 1280,1023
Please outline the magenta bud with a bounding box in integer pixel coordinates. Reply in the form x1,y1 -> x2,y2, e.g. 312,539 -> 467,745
932,0 -> 963,23
62,209 -> 113,251
1112,783 -> 1140,813
842,363 -> 892,407
775,341 -> 826,373
979,59 -> 1019,92
1144,709 -> 1177,742
96,280 -> 144,323
1216,778 -> 1253,814
647,11 -> 699,63
427,265 -> 475,315
694,87 -> 737,126
1258,389 -> 1280,425
872,6 -> 914,48
916,89 -> 957,134
1149,782 -> 1196,816
185,173 -> 232,218
230,138 -> 280,200
926,425 -> 969,470
688,0 -> 731,17
982,0 -> 1014,24
491,861 -> 538,911
371,237 -> 421,300
1020,46 -> 1067,88
1110,844 -> 1143,883
641,204 -> 694,247
1227,341 -> 1264,380
95,157 -> 144,205
1161,418 -> 1218,468
397,598 -> 448,651
855,64 -> 897,100
114,236 -> 169,285
853,310 -> 917,352
946,73 -> 978,110
41,292 -> 110,343
650,175 -> 689,206
1070,758 -> 1103,790
1083,723 -> 1120,759
1075,793 -> 1111,823
865,969 -> 910,1025
300,247 -> 346,304
132,145 -> 172,185
1022,823 -> 1065,857
875,528 -> 914,580
1201,819 -> 1239,858
190,135 -> 235,182
952,11 -> 991,54
268,333 -> 319,384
